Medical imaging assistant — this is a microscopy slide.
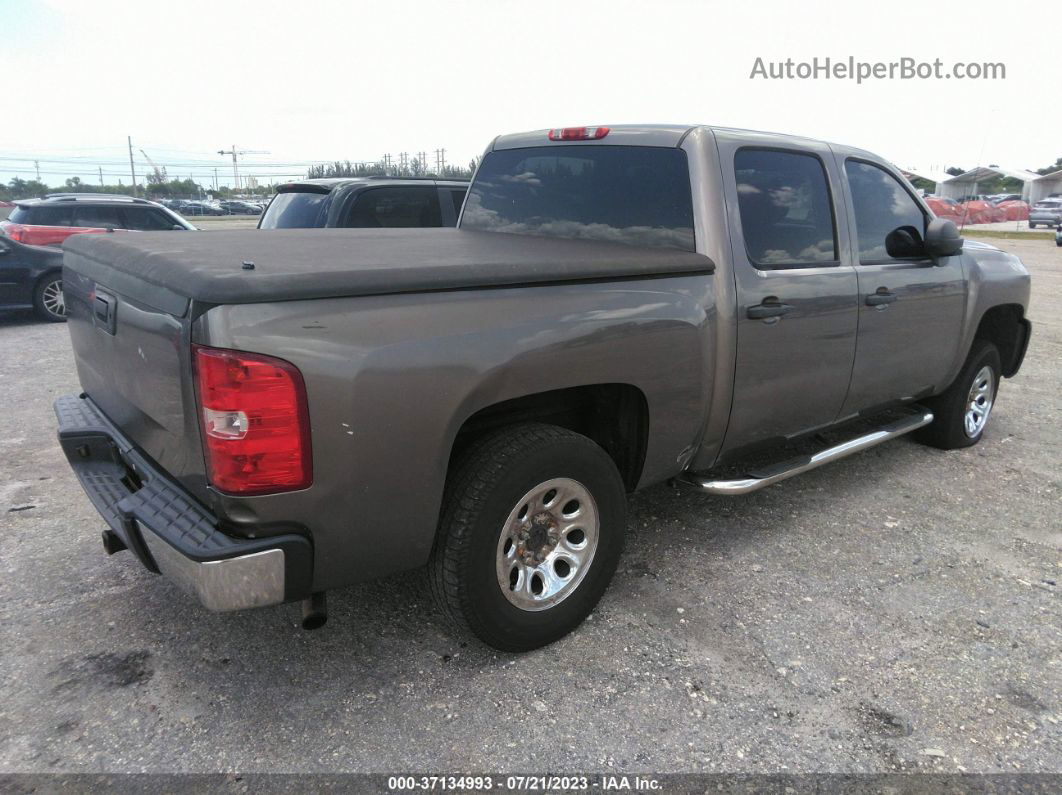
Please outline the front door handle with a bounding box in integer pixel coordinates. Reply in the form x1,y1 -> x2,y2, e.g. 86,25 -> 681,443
865,288 -> 897,307
747,298 -> 793,320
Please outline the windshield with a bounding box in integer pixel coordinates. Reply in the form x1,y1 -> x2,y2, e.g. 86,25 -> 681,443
461,145 -> 695,251
259,191 -> 330,228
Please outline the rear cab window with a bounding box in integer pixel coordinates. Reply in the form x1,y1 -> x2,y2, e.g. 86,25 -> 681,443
460,146 -> 695,250
259,189 -> 331,228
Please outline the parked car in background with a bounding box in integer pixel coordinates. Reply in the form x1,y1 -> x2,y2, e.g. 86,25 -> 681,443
0,195 -> 195,247
1028,200 -> 1062,228
173,199 -> 226,217
258,177 -> 470,229
1056,224 -> 1062,247
0,234 -> 65,321
988,193 -> 1022,205
219,200 -> 262,215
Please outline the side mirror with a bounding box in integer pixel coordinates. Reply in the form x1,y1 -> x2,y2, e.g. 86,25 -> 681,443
885,225 -> 924,259
924,217 -> 964,258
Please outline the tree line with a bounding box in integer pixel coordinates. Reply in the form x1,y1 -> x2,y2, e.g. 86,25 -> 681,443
305,158 -> 479,180
1,175 -> 273,202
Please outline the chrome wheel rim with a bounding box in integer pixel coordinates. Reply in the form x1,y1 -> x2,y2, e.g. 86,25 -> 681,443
964,364 -> 995,438
42,279 -> 65,318
496,477 -> 599,611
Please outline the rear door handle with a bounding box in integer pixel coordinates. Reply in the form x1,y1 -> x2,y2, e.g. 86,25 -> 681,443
865,289 -> 897,307
747,298 -> 793,320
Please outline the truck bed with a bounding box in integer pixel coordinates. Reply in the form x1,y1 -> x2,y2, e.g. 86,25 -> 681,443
63,227 -> 714,308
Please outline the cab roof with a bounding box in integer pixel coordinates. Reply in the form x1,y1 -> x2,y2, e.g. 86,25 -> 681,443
490,123 -> 858,154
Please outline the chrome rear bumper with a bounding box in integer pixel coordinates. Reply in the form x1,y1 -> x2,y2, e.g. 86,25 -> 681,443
55,393 -> 312,612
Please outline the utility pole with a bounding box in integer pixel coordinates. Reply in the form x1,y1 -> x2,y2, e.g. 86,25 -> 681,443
418,152 -> 427,172
399,152 -> 409,171
213,168 -> 219,192
99,167 -> 104,187
127,136 -> 139,196
34,160 -> 41,181
435,148 -> 447,173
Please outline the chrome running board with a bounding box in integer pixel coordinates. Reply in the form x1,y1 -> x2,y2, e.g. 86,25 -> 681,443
679,410 -> 934,496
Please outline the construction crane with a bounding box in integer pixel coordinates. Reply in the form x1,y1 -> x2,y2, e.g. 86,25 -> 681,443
217,145 -> 269,192
139,149 -> 167,186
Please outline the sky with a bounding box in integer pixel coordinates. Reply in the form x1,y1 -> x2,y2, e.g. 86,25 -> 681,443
1,0 -> 1059,188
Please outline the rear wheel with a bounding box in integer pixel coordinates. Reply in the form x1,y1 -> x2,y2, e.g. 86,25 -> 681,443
915,340 -> 1001,450
429,423 -> 626,652
33,274 -> 66,323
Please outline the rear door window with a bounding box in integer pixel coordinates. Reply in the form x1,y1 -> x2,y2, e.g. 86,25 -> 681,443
73,205 -> 124,229
259,191 -> 331,228
462,146 -> 695,250
344,187 -> 442,228
733,149 -> 838,268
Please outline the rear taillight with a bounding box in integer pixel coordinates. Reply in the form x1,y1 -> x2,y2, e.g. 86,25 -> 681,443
547,126 -> 610,141
1,222 -> 25,242
193,345 -> 312,495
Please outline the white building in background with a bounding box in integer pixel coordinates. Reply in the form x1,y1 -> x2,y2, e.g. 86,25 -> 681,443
1029,170 -> 1062,203
934,166 -> 1042,201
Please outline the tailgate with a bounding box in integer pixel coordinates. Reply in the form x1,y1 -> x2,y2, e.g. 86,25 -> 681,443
62,256 -> 207,498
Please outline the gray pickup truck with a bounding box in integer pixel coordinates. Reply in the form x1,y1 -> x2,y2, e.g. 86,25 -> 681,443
56,124 -> 1031,651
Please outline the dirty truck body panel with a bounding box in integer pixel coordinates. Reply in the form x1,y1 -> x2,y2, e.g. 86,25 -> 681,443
197,277 -> 715,588
57,123 -> 1031,619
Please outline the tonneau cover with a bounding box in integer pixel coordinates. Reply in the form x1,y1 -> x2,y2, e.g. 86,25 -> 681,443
63,228 -> 713,307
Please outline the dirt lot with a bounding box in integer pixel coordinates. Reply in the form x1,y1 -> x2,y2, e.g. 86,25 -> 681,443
0,238 -> 1059,775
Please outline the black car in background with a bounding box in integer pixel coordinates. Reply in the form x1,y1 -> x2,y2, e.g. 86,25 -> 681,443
171,199 -> 226,216
259,177 -> 470,229
0,235 -> 65,321
219,200 -> 262,215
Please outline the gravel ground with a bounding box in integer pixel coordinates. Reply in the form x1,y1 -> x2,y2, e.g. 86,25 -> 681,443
0,238 -> 1059,776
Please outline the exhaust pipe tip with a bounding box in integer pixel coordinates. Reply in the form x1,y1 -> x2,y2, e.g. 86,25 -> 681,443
301,591 -> 327,631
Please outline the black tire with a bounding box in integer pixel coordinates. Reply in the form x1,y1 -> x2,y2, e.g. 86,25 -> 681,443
33,273 -> 66,323
1028,222 -> 1036,229
429,423 -> 627,652
914,340 -> 1001,450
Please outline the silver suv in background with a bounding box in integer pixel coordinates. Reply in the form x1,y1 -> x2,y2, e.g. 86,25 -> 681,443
1028,199 -> 1062,228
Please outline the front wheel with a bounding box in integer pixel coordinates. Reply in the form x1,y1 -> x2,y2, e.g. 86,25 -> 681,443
915,340 -> 1001,449
33,274 -> 66,323
429,423 -> 627,652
